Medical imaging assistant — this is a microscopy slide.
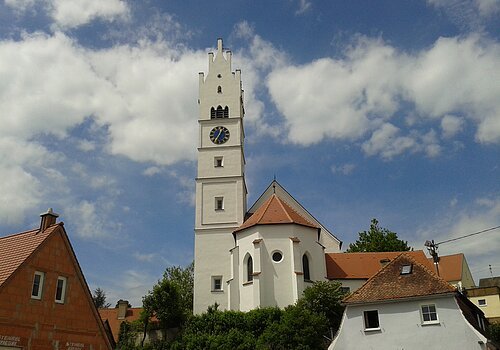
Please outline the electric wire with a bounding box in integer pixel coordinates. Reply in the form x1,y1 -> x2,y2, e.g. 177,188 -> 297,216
435,225 -> 500,246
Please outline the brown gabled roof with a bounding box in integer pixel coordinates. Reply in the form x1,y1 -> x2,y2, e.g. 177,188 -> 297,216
234,194 -> 319,234
0,224 -> 59,287
344,253 -> 456,304
430,253 -> 464,282
325,250 -> 434,280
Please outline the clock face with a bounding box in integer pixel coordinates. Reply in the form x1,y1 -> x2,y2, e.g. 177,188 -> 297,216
210,126 -> 230,144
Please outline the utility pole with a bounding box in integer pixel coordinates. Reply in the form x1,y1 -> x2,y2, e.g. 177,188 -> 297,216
424,240 -> 440,277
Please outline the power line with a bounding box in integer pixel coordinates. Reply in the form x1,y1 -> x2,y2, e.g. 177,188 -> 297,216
435,225 -> 500,246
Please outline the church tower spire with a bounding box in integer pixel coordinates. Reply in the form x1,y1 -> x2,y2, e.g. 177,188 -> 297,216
194,39 -> 247,314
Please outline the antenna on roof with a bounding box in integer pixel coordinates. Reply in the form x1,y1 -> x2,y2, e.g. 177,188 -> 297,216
424,240 -> 440,276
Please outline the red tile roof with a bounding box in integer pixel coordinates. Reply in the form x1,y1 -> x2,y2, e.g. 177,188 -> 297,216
344,253 -> 456,304
0,224 -> 59,287
234,194 -> 319,233
99,308 -> 143,342
430,253 -> 464,282
325,250 -> 434,280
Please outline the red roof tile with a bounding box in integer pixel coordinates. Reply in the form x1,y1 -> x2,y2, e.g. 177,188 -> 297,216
344,253 -> 456,304
325,250 -> 434,280
0,224 -> 59,287
234,194 -> 319,233
429,253 -> 464,282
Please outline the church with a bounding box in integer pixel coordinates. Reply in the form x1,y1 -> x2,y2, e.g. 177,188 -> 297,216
193,39 -> 342,314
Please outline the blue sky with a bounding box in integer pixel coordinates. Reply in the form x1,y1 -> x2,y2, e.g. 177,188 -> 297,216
0,0 -> 499,306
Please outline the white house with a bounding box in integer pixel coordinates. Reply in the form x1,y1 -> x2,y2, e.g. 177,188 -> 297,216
193,39 -> 342,314
329,253 -> 496,350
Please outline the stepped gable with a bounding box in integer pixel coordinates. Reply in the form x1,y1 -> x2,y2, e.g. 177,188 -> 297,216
234,193 -> 319,234
0,224 -> 59,286
344,253 -> 456,304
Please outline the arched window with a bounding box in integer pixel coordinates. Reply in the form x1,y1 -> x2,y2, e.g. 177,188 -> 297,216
302,254 -> 310,281
217,86 -> 222,94
210,107 -> 216,119
223,106 -> 229,118
247,255 -> 253,282
216,106 -> 224,118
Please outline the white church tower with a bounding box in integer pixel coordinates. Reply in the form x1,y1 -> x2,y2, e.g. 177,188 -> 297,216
194,39 -> 247,314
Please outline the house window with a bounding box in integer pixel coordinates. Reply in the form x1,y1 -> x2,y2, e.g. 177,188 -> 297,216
363,310 -> 380,330
340,286 -> 351,294
302,254 -> 311,281
212,276 -> 223,292
246,255 -> 253,282
31,271 -> 45,299
55,276 -> 67,303
214,157 -> 223,167
421,304 -> 438,324
478,299 -> 487,306
210,107 -> 216,119
215,197 -> 224,211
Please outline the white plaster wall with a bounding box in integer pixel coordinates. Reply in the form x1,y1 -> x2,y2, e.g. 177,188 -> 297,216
197,147 -> 244,178
235,224 -> 326,311
194,228 -> 235,314
470,294 -> 500,319
333,279 -> 367,294
330,296 -> 488,350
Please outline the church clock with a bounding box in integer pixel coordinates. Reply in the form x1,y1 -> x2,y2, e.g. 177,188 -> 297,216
210,126 -> 230,144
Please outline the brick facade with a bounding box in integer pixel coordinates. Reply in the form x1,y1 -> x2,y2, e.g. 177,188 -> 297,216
0,223 -> 112,350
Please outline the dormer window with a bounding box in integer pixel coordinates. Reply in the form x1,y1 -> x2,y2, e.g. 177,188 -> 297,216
400,264 -> 413,275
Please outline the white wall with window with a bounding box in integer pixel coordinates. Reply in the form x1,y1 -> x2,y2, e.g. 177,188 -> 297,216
330,296 -> 489,349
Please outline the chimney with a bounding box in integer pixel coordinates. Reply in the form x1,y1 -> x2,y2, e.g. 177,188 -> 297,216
117,300 -> 129,320
40,208 -> 59,232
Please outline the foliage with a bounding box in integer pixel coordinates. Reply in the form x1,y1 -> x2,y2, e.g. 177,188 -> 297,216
92,287 -> 111,308
142,278 -> 184,330
117,321 -> 136,350
169,306 -> 328,350
297,281 -> 345,332
488,323 -> 500,346
163,262 -> 194,317
347,218 -> 412,252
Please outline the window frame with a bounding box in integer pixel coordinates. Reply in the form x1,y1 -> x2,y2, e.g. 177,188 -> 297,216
478,299 -> 487,306
211,276 -> 223,292
246,255 -> 253,283
215,197 -> 224,211
302,254 -> 311,281
420,304 -> 439,325
363,310 -> 380,331
31,271 -> 45,300
214,156 -> 223,168
55,276 -> 67,304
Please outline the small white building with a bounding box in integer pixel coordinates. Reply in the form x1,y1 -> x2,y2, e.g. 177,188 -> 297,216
330,253 -> 496,350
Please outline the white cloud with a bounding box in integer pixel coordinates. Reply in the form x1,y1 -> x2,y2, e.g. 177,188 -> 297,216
441,114 -> 464,138
331,163 -> 356,175
427,0 -> 499,29
266,34 -> 500,155
412,195 -> 500,283
64,199 -> 121,238
77,139 -> 96,152
50,0 -> 129,29
296,0 -> 312,15
5,0 -> 130,29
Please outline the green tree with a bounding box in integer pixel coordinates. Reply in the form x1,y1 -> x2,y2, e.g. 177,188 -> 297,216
117,321 -> 136,350
347,218 -> 412,252
163,262 -> 194,317
297,281 -> 345,335
488,323 -> 500,346
92,287 -> 111,308
142,278 -> 183,330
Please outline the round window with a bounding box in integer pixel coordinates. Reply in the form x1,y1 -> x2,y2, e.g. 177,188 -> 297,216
272,251 -> 283,262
